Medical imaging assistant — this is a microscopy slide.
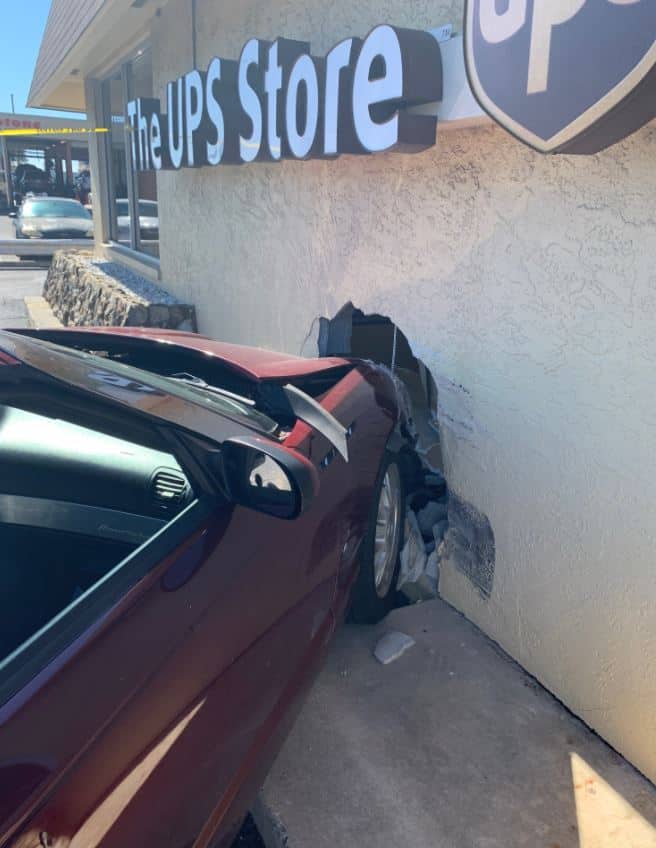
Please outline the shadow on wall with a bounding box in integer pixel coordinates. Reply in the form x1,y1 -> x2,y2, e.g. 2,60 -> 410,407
317,302 -> 496,600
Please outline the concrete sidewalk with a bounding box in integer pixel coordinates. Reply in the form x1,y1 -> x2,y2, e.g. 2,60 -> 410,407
0,267 -> 47,328
260,599 -> 656,848
0,214 -> 15,241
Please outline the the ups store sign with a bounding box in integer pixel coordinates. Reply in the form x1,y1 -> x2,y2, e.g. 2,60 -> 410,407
127,26 -> 443,171
127,3 -> 656,172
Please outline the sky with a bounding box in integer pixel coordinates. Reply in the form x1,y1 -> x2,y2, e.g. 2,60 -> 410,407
0,0 -> 84,118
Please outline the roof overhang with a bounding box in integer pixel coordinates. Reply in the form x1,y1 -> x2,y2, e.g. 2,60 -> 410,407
29,0 -> 167,112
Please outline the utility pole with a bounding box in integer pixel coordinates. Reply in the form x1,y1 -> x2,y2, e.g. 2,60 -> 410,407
10,94 -> 15,113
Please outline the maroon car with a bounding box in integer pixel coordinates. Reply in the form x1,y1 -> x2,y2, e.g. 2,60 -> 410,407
0,327 -> 411,848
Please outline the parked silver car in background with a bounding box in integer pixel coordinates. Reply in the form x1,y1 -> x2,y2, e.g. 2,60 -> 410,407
11,197 -> 94,239
116,198 -> 159,243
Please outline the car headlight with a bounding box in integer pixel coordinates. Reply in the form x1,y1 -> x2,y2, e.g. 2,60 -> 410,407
21,224 -> 40,236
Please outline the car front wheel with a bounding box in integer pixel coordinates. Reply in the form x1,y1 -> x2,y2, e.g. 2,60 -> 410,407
350,452 -> 404,624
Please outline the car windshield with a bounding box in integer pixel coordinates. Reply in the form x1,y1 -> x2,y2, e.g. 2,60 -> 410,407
15,336 -> 279,436
116,201 -> 157,217
22,200 -> 90,219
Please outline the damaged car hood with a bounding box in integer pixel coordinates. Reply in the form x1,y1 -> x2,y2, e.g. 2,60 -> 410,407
19,327 -> 350,382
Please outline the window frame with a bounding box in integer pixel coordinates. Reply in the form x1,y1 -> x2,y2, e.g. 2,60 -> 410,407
99,43 -> 157,259
0,496 -> 213,708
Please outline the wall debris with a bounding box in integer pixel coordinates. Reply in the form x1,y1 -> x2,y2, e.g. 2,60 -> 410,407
398,473 -> 450,602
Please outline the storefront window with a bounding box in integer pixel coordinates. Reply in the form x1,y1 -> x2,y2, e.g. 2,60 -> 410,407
101,46 -> 158,259
130,49 -> 159,258
0,170 -> 7,211
0,142 -> 9,211
102,71 -> 131,247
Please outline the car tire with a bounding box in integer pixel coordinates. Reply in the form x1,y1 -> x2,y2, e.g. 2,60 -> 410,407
349,451 -> 405,624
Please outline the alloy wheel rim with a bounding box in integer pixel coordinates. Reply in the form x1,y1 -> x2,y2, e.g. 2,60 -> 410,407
373,463 -> 402,599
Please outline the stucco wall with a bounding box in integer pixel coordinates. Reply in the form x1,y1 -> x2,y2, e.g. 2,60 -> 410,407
151,0 -> 656,782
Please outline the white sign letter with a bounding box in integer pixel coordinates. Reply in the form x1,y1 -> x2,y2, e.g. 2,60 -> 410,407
528,0 -> 587,94
352,25 -> 403,153
324,39 -> 353,156
265,42 -> 283,160
206,57 -> 224,165
167,78 -> 184,169
285,55 -> 320,158
150,113 -> 162,170
239,39 -> 263,163
184,70 -> 204,166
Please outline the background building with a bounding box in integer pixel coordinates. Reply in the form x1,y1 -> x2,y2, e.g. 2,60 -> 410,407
0,112 -> 90,210
30,0 -> 656,783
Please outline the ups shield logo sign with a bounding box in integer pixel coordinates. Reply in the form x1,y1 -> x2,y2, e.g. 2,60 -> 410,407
465,0 -> 656,153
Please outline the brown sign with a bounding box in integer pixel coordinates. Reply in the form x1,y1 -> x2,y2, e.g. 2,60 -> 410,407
0,118 -> 42,129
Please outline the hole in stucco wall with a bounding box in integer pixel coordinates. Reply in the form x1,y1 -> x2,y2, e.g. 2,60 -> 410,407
318,303 -> 444,473
316,302 -> 495,602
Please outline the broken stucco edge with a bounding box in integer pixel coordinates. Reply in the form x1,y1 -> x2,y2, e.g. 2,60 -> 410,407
311,301 -> 480,449
304,302 -> 498,603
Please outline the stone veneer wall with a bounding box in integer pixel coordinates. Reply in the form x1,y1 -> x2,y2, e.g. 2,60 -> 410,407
43,251 -> 197,330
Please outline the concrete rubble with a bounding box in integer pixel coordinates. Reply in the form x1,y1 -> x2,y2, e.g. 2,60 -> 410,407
397,470 -> 450,603
373,631 -> 416,665
397,511 -> 427,595
416,499 -> 448,536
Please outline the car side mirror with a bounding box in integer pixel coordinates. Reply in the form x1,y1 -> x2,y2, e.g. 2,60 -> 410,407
8,211 -> 16,218
218,436 -> 319,520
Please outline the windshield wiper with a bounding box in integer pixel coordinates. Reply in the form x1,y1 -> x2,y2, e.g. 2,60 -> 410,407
169,372 -> 256,407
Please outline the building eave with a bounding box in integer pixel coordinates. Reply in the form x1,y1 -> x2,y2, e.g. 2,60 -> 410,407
28,0 -> 166,111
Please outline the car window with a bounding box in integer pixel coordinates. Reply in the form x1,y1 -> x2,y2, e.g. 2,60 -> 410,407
115,201 -> 157,217
22,200 -> 91,219
0,402 -> 195,690
138,201 -> 158,217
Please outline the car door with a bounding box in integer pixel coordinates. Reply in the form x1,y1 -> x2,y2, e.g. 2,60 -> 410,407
3,503 -> 341,848
0,337 -> 351,848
